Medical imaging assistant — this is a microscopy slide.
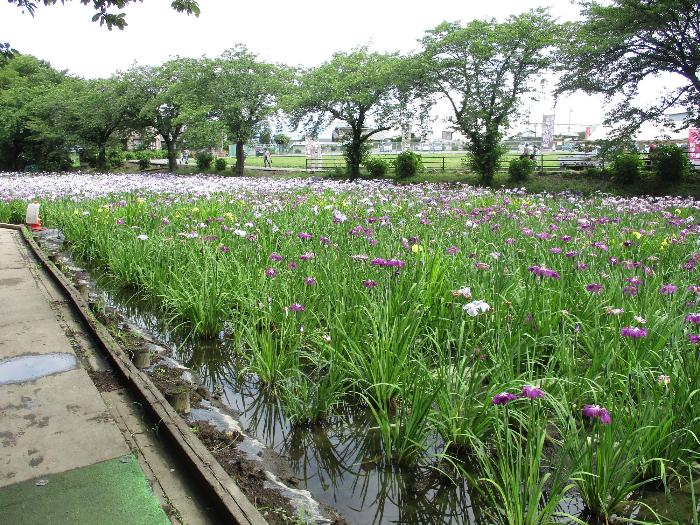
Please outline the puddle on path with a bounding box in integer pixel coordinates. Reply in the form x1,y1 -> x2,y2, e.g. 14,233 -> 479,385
0,353 -> 77,385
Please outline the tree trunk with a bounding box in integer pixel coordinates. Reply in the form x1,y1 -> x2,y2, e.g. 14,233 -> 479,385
96,142 -> 107,171
165,138 -> 177,172
466,129 -> 502,186
10,140 -> 22,171
235,140 -> 245,177
348,129 -> 363,181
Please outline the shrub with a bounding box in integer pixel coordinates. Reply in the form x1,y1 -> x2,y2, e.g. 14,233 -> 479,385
394,151 -> 423,179
137,157 -> 150,170
106,148 -> 125,169
581,167 -> 611,179
654,144 -> 689,185
612,152 -> 642,184
508,157 -> 536,182
214,157 -> 227,172
343,141 -> 371,167
195,151 -> 214,171
363,156 -> 389,178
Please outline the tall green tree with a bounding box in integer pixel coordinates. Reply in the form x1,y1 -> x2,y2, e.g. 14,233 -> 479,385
204,46 -> 289,176
273,133 -> 290,152
557,0 -> 700,138
284,48 -> 410,181
123,59 -> 203,171
56,76 -> 132,170
419,10 -> 557,184
0,53 -> 69,170
7,0 -> 199,29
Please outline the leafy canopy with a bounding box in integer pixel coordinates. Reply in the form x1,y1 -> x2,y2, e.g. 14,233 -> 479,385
205,46 -> 290,145
122,58 -> 205,169
7,0 -> 200,29
0,54 -> 69,169
557,0 -> 700,136
419,9 -> 557,182
420,9 -> 556,138
285,48 -> 410,142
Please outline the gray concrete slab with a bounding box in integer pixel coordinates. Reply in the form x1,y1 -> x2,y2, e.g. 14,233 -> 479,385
0,319 -> 76,359
0,268 -> 39,293
0,230 -> 29,269
0,294 -> 59,326
0,368 -> 129,487
0,228 -> 129,489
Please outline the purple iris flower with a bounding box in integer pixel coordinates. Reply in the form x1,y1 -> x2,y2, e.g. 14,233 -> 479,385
659,284 -> 678,295
685,313 -> 700,324
521,385 -> 545,400
586,283 -> 603,294
620,326 -> 648,339
582,404 -> 612,424
492,392 -> 518,405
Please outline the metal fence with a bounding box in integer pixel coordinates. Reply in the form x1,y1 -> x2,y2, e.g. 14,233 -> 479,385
301,152 -> 699,173
304,155 -> 448,171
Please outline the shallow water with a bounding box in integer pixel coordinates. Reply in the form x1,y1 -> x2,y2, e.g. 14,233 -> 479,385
0,353 -> 77,385
97,282 -> 700,525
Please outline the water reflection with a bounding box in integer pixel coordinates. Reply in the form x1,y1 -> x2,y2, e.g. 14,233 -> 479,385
88,271 -> 697,525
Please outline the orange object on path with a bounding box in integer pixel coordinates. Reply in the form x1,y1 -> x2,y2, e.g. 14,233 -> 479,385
26,202 -> 45,231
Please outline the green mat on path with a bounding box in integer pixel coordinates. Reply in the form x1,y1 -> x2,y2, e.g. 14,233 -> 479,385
0,455 -> 170,525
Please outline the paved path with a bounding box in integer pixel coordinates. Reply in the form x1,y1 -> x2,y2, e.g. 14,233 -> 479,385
0,228 -> 218,524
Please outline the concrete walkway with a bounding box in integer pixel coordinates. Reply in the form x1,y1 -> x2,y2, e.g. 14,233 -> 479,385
0,228 -> 214,524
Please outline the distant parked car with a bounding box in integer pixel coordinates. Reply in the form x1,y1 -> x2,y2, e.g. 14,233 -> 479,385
559,152 -> 604,169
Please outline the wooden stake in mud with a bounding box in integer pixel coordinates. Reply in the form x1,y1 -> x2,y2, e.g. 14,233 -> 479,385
166,386 -> 191,414
132,348 -> 151,369
77,281 -> 89,301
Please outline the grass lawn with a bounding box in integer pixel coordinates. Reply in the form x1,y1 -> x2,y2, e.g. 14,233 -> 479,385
214,152 -> 571,170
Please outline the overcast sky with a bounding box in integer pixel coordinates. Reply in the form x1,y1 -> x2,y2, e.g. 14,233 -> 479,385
1,0 -> 672,138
